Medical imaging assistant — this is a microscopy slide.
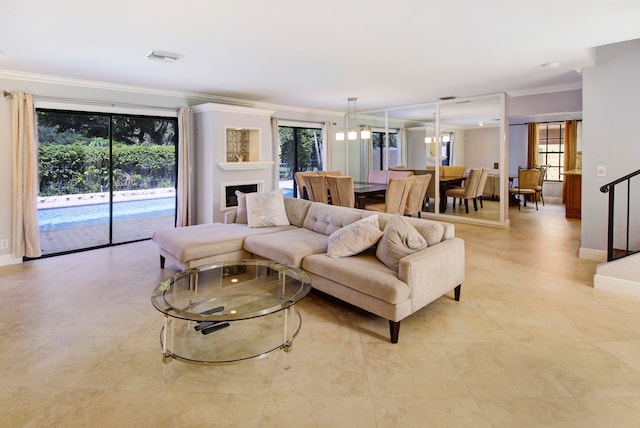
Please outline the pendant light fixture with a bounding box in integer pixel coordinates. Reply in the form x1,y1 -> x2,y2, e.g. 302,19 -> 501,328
336,97 -> 371,141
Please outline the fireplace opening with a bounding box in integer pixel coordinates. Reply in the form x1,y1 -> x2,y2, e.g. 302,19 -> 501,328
225,183 -> 259,208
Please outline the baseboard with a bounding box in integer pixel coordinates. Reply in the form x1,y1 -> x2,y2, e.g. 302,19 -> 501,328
0,254 -> 23,267
594,274 -> 640,298
579,247 -> 607,262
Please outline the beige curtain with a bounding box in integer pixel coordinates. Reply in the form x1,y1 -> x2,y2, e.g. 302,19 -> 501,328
396,128 -> 407,169
271,117 -> 279,191
11,93 -> 41,258
176,108 -> 191,227
322,121 -> 332,170
527,122 -> 539,168
563,120 -> 578,203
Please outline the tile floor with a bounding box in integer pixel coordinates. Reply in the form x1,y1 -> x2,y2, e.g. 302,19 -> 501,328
2,202 -> 640,427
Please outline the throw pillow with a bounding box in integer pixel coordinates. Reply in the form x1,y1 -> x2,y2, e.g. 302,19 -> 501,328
376,214 -> 427,271
246,189 -> 290,228
327,214 -> 383,258
235,190 -> 248,224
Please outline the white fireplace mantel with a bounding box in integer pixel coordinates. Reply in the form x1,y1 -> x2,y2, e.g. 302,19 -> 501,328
217,161 -> 274,171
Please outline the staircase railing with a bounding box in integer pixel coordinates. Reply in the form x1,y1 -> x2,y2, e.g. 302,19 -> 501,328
600,169 -> 640,262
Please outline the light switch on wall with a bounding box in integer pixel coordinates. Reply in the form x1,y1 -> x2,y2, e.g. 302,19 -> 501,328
597,165 -> 607,177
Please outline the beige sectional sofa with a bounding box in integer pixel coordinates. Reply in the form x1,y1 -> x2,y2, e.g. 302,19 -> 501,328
152,196 -> 465,343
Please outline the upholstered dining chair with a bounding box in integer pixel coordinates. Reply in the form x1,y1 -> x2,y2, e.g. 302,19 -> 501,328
387,170 -> 413,182
473,167 -> 491,208
325,175 -> 355,208
445,168 -> 482,213
536,165 -> 548,205
295,170 -> 341,199
412,170 -> 435,208
368,169 -> 388,184
403,174 -> 431,218
509,167 -> 541,210
367,177 -> 412,214
305,174 -> 329,204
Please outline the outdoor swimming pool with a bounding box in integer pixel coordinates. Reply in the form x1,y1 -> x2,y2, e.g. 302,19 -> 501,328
38,197 -> 176,230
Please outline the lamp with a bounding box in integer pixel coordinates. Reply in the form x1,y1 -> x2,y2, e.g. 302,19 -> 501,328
336,97 -> 371,141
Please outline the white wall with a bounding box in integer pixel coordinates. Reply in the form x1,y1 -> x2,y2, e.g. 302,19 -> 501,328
582,39 -> 640,257
463,127 -> 500,172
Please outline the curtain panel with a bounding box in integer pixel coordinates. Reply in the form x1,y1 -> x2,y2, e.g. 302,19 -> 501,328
176,108 -> 191,227
322,122 -> 332,171
527,122 -> 539,168
11,93 -> 41,258
563,120 -> 578,203
270,117 -> 279,190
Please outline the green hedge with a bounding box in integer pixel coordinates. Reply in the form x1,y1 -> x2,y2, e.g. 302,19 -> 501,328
39,142 -> 176,196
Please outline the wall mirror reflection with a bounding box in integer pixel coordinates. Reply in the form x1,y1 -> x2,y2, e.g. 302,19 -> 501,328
358,94 -> 506,227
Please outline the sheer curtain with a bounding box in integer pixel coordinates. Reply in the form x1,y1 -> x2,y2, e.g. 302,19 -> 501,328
11,93 -> 41,258
322,122 -> 332,170
271,117 -> 279,190
396,128 -> 407,169
527,122 -> 539,167
176,108 -> 191,227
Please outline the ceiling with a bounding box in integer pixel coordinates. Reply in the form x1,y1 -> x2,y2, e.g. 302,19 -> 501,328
1,0 -> 640,113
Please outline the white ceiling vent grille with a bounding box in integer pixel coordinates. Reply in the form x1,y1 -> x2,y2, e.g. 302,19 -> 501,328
145,50 -> 182,62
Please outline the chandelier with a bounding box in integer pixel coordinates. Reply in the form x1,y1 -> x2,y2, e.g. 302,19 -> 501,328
336,97 -> 371,141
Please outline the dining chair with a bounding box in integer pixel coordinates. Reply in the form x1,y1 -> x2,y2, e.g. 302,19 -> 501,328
473,167 -> 491,208
412,170 -> 435,208
536,165 -> 548,205
508,167 -> 541,210
387,170 -> 413,182
445,168 -> 482,213
368,169 -> 388,184
325,175 -> 355,208
403,174 -> 431,218
305,175 -> 329,204
440,165 -> 466,178
294,171 -> 309,199
367,178 -> 412,214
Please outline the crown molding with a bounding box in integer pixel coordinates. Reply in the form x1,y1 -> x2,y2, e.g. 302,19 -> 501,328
506,82 -> 582,98
0,68 -> 343,117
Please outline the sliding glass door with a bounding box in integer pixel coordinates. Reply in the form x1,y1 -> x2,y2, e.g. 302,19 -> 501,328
36,109 -> 177,256
279,126 -> 324,198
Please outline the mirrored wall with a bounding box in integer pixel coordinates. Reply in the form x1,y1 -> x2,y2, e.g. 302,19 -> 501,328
354,93 -> 508,227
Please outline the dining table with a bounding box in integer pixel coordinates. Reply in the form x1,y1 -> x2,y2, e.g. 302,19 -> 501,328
353,181 -> 387,209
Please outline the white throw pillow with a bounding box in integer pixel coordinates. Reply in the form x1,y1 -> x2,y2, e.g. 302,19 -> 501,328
327,214 -> 383,258
376,214 -> 427,271
235,190 -> 248,224
246,189 -> 290,228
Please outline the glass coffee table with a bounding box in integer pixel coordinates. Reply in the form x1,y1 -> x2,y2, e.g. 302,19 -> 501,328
151,260 -> 311,379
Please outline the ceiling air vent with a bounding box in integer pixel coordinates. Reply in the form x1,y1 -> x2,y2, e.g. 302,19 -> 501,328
145,50 -> 182,63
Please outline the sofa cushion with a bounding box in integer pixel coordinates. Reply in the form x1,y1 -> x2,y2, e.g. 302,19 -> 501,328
303,250 -> 410,304
327,214 -> 383,258
376,213 -> 446,246
244,228 -> 330,267
283,197 -> 313,227
302,203 -> 362,236
376,214 -> 428,271
152,223 -> 295,262
246,189 -> 290,228
235,190 -> 248,224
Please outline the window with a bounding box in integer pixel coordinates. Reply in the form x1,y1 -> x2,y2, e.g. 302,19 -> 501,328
36,109 -> 178,256
538,122 -> 564,181
371,131 -> 398,170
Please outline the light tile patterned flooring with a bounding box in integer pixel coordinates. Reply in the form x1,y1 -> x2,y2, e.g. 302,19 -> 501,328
2,202 -> 640,427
